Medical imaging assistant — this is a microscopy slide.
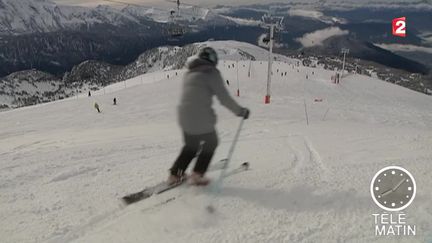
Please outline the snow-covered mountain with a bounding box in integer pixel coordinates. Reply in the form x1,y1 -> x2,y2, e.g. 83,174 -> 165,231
0,41 -> 290,110
2,0 -> 430,83
0,0 -> 224,35
0,0 -> 241,78
0,69 -> 68,110
0,40 -> 431,243
122,41 -> 291,78
300,35 -> 430,75
213,0 -> 432,11
0,0 -> 130,34
2,40 -> 431,110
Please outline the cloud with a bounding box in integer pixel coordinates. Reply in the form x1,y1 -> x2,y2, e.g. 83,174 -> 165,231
419,32 -> 432,45
220,15 -> 262,26
287,9 -> 346,24
288,9 -> 324,19
296,27 -> 349,47
375,43 -> 432,54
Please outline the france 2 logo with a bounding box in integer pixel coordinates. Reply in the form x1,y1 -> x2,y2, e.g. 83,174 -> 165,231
392,17 -> 406,37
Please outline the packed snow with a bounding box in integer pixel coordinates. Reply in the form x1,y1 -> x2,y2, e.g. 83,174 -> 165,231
0,41 -> 432,243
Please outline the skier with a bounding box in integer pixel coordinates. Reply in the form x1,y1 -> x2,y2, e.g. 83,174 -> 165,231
113,97 -> 117,105
94,102 -> 101,113
88,91 -> 91,97
168,47 -> 250,186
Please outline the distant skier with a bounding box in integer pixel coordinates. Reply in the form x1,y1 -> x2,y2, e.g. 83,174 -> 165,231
168,47 -> 250,186
88,91 -> 91,97
226,80 -> 230,86
113,97 -> 117,105
94,102 -> 101,113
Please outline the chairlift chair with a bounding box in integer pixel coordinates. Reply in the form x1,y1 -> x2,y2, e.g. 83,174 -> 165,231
262,34 -> 270,44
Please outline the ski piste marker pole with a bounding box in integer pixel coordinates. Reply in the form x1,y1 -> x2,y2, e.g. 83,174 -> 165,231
207,117 -> 245,213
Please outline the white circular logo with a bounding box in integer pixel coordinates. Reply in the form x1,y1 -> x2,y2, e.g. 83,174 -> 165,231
370,166 -> 416,211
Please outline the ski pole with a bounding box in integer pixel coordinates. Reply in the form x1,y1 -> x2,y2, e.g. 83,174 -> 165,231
207,117 -> 245,213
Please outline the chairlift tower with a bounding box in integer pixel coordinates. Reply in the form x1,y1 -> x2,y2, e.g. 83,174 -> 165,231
264,24 -> 275,104
341,48 -> 349,79
261,14 -> 284,104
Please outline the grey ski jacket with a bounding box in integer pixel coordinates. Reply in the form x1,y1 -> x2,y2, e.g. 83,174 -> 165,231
178,57 -> 243,135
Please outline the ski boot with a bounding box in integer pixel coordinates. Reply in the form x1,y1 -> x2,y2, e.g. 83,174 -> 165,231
189,172 -> 210,186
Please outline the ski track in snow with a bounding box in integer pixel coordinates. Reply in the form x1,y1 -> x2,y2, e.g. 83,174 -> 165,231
1,43 -> 432,243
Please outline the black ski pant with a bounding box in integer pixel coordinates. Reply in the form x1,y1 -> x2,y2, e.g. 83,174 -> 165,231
170,131 -> 218,176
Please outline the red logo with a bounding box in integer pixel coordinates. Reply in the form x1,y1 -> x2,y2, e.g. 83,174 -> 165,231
392,17 -> 406,37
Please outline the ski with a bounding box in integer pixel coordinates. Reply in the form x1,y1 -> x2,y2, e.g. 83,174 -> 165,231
121,161 -> 249,205
121,178 -> 186,205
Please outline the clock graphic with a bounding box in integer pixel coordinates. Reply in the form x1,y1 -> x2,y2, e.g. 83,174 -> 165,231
370,166 -> 416,211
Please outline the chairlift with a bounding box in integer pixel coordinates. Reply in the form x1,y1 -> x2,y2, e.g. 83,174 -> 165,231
262,34 -> 270,44
260,12 -> 284,47
167,0 -> 186,38
261,13 -> 284,30
161,0 -> 205,38
170,27 -> 184,37
167,19 -> 185,38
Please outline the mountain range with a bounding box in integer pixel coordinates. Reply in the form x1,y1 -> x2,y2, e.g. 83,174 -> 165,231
0,41 -> 292,109
0,0 -> 224,35
0,0 -> 431,110
0,0 -> 236,77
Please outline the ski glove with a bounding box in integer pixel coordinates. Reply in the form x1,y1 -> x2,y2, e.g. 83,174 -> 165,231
239,108 -> 250,120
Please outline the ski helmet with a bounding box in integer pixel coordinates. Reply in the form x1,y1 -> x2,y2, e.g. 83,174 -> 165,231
198,47 -> 218,65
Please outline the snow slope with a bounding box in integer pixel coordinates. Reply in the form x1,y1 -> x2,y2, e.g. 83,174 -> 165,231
0,42 -> 432,243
